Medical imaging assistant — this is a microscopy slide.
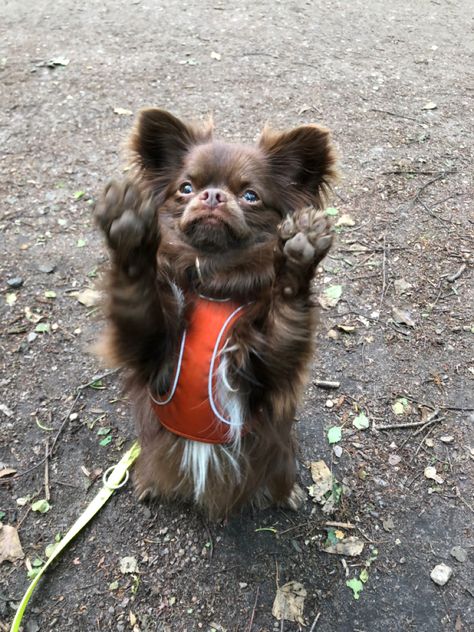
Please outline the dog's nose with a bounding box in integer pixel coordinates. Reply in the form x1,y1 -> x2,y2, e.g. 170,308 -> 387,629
199,188 -> 227,209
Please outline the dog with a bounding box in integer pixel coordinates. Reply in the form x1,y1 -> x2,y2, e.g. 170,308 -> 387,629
95,108 -> 336,520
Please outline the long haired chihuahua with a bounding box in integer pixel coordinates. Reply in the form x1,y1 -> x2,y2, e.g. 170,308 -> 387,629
95,109 -> 336,520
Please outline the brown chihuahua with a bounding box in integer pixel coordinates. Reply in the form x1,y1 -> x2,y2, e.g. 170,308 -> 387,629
95,109 -> 336,520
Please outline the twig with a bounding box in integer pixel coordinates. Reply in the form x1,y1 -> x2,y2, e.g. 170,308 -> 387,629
377,419 -> 437,431
445,263 -> 467,283
379,232 -> 388,312
324,521 -> 355,529
313,379 -> 340,389
455,487 -> 474,514
369,108 -> 420,122
382,170 -> 449,176
411,172 -> 455,208
44,440 -> 50,501
309,612 -> 321,632
246,586 -> 260,632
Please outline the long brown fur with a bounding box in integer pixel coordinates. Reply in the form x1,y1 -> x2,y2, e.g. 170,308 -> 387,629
95,109 -> 337,520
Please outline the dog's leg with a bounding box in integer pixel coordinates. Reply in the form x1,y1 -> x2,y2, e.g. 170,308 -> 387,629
247,207 -> 333,509
95,180 -> 179,383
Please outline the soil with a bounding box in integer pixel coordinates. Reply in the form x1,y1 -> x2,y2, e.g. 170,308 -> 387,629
0,1 -> 473,631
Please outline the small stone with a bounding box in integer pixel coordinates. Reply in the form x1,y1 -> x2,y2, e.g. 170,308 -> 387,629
333,445 -> 343,458
27,332 -> 38,343
7,277 -> 24,288
425,438 -> 434,448
388,454 -> 401,466
430,563 -> 453,586
239,582 -> 248,589
450,546 -> 467,563
383,517 -> 395,532
325,399 -> 334,408
69,413 -> 78,421
37,262 -> 56,274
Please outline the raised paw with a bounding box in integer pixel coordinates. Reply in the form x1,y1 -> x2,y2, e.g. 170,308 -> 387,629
95,179 -> 159,265
279,206 -> 333,266
281,483 -> 307,511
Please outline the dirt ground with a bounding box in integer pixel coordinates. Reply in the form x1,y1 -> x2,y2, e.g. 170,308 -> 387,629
1,0 -> 473,630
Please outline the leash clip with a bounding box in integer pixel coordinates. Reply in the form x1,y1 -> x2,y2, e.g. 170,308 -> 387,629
102,465 -> 130,490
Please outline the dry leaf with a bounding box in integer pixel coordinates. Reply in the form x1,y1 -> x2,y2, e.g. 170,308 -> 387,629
322,535 -> 365,557
113,107 -> 133,116
308,461 -> 333,502
424,465 -> 444,484
0,468 -> 16,478
77,288 -> 102,307
272,581 -> 307,625
336,213 -> 356,227
0,524 -> 25,563
392,307 -> 416,328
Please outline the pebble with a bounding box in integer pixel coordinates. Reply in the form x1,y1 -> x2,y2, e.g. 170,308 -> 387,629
7,277 -> 24,288
37,262 -> 56,274
333,445 -> 343,458
430,563 -> 453,586
325,399 -> 334,408
450,546 -> 467,563
440,435 -> 454,444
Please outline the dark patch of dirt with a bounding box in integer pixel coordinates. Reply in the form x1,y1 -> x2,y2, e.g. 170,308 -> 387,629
1,1 -> 473,631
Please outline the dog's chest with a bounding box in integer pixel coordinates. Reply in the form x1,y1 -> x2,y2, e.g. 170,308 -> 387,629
151,296 -> 246,444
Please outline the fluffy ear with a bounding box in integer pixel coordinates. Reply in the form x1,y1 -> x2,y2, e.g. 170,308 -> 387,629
130,108 -> 213,182
258,124 -> 337,208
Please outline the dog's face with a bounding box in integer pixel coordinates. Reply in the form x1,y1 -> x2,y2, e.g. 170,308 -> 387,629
131,109 -> 336,254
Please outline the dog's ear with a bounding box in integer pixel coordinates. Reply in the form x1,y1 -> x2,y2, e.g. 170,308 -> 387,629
130,108 -> 213,182
258,124 -> 337,208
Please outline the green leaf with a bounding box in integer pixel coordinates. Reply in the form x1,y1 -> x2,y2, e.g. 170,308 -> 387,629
89,379 -> 105,390
346,577 -> 364,600
325,207 -> 339,216
109,580 -> 119,591
44,291 -> 57,299
99,435 -> 112,447
325,529 -> 339,546
31,499 -> 51,513
74,191 -> 85,200
27,566 -> 43,579
45,542 -> 60,558
325,285 -> 342,300
353,412 -> 369,430
392,397 -> 408,415
0,511 -> 5,521
32,557 -> 44,568
359,568 -> 369,583
327,426 -> 342,444
35,323 -> 50,333
97,426 -> 111,436
77,238 -> 87,248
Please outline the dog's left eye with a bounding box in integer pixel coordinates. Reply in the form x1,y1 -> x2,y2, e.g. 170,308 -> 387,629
179,182 -> 193,195
242,190 -> 259,203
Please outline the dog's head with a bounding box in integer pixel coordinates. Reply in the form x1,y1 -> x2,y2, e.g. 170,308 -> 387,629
131,109 -> 336,254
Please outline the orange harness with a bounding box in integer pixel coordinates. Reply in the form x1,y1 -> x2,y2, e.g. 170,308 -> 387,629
150,296 -> 246,444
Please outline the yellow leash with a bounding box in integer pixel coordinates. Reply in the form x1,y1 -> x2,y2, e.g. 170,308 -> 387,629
10,441 -> 141,632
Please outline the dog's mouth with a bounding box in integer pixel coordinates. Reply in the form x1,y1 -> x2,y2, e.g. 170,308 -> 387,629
179,204 -> 250,252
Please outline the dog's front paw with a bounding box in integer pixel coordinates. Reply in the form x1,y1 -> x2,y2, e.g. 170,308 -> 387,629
95,180 -> 159,266
279,206 -> 333,266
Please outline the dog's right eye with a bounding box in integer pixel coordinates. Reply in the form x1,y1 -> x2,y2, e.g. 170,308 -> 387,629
179,182 -> 193,195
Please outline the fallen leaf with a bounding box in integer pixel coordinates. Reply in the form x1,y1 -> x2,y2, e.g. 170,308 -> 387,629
77,288 -> 101,307
31,499 -> 51,513
336,213 -> 356,227
346,577 -> 364,600
0,468 -> 16,478
109,580 -> 119,591
392,307 -> 416,328
353,413 -> 369,430
99,435 -> 112,447
322,535 -> 364,556
327,426 -> 342,444
0,524 -> 25,563
424,466 -> 444,484
388,454 -> 401,466
392,397 -> 409,415
272,581 -> 306,625
35,323 -> 50,334
383,517 -> 395,532
325,207 -> 339,216
120,556 -> 139,574
6,293 -> 17,306
336,323 -> 355,333
0,404 -> 14,417
394,278 -> 412,294
440,435 -> 454,444
113,107 -> 133,116
44,290 -> 57,299
77,238 -> 87,247
308,461 -> 333,502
